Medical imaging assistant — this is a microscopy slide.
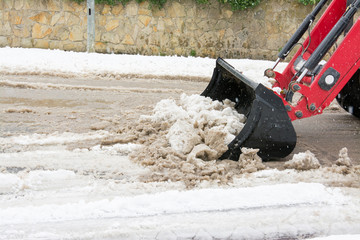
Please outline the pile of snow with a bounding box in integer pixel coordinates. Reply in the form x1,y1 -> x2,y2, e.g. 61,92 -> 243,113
145,94 -> 245,155
336,147 -> 352,167
101,93 -> 266,187
285,150 -> 321,170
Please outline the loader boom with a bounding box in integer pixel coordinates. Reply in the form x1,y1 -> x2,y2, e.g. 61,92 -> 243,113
202,0 -> 360,161
272,0 -> 360,121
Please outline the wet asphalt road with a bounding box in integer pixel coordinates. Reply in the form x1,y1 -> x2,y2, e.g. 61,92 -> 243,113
290,111 -> 360,165
1,74 -> 359,167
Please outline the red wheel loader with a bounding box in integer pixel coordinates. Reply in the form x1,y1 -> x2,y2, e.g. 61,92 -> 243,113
202,0 -> 360,161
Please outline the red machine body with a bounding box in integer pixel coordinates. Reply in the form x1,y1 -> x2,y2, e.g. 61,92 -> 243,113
202,0 -> 360,161
273,0 -> 360,120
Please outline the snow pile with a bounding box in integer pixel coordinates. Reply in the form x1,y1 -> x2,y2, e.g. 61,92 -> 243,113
0,173 -> 23,194
90,143 -> 142,156
336,147 -> 352,167
101,94 -> 265,187
282,149 -> 360,187
238,148 -> 265,173
284,150 -> 321,171
155,94 -> 245,155
327,147 -> 360,176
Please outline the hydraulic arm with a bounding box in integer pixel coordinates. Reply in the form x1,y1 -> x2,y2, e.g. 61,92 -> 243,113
202,0 -> 360,160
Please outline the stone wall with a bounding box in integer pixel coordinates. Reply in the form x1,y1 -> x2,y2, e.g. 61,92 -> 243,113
0,0 -> 315,60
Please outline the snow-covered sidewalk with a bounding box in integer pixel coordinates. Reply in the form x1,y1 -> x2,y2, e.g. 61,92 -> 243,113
0,47 -> 277,86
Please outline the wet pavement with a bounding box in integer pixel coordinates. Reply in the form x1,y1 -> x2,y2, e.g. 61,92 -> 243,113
1,73 -> 359,166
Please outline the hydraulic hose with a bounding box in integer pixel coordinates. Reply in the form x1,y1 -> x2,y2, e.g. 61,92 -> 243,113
302,0 -> 360,72
277,0 -> 329,60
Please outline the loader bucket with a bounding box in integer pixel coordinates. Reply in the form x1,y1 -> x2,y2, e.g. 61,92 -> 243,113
202,58 -> 296,161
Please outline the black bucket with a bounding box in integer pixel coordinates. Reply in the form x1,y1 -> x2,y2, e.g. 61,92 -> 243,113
202,58 -> 297,161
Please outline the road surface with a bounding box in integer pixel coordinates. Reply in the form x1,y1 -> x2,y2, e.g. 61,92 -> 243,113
1,74 -> 359,166
1,73 -> 360,239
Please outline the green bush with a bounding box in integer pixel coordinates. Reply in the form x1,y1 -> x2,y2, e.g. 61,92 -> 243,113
72,0 -> 262,10
298,0 -> 320,5
72,0 -> 318,11
219,0 -> 260,11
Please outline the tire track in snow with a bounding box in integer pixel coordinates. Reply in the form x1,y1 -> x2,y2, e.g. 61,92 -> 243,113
0,80 -> 185,94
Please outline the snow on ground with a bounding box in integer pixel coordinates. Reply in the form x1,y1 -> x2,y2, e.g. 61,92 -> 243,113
1,48 -> 360,239
0,47 -> 280,87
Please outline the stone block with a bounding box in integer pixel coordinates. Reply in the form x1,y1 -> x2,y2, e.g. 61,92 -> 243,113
168,2 -> 186,18
122,34 -> 134,45
101,32 -> 120,44
98,15 -> 107,27
163,18 -> 173,27
62,0 -> 74,11
49,40 -> 63,50
139,1 -> 149,9
139,15 -> 151,27
149,45 -> 159,55
13,25 -> 30,37
11,36 -> 21,47
112,43 -> 125,53
95,29 -> 101,41
95,42 -> 107,53
0,21 -> 11,35
222,9 -> 233,19
186,7 -> 196,18
33,39 -> 49,49
69,25 -> 83,41
63,1 -> 84,12
29,12 -> 52,25
21,38 -> 33,48
14,0 -> 24,10
31,0 -> 50,10
125,2 -> 138,16
105,19 -> 120,32
3,11 -> 9,21
102,5 -> 111,15
215,20 -> 227,31
153,8 -> 165,17
4,0 -> 13,9
66,13 -> 81,26
10,14 -> 22,25
185,19 -> 196,31
138,8 -> 151,16
51,13 -> 63,26
32,23 -> 52,39
51,25 -> 69,40
218,29 -> 225,40
47,0 -> 61,11
0,36 -> 9,47
157,19 -> 165,31
175,19 -> 184,31
208,7 -> 220,19
111,4 -> 123,15
63,41 -> 85,51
